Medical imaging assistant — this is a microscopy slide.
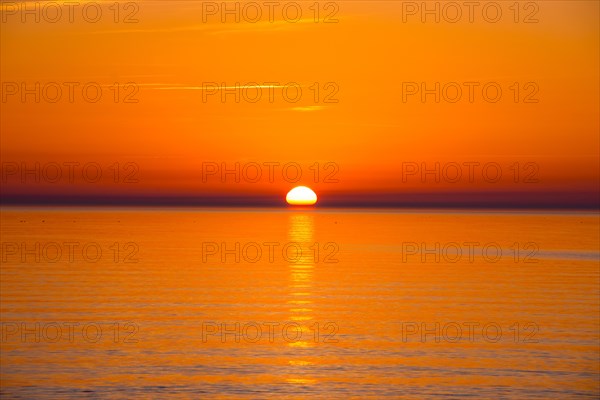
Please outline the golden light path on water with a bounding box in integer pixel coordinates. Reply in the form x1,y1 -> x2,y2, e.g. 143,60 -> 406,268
286,214 -> 317,386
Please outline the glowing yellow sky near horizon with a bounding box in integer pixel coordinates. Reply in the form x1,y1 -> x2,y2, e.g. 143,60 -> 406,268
1,1 -> 598,197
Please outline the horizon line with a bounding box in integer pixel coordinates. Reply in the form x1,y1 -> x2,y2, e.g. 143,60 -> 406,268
1,193 -> 598,211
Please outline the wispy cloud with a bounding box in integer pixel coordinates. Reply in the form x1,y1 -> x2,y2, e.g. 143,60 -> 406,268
84,18 -> 321,36
289,106 -> 326,112
149,84 -> 311,91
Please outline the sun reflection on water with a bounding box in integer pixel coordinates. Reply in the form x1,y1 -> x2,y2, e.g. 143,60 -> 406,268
286,213 -> 317,386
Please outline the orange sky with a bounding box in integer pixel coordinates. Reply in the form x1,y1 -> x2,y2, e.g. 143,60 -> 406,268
1,1 -> 598,206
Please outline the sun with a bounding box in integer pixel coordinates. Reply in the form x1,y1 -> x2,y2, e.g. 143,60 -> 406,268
286,186 -> 317,205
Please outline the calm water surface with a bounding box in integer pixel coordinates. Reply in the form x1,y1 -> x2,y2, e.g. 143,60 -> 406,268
1,208 -> 599,398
